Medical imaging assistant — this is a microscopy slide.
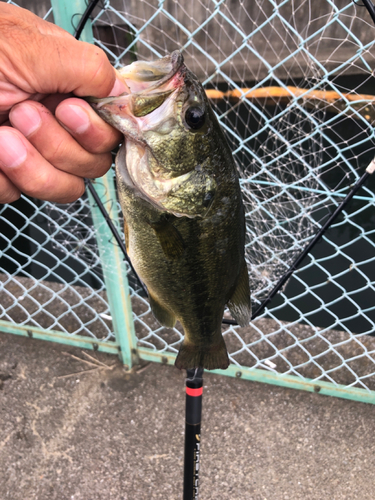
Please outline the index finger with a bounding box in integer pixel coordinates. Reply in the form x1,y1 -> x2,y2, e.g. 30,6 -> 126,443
0,127 -> 85,203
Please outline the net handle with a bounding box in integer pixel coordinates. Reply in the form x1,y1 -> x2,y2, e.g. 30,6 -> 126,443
359,0 -> 375,23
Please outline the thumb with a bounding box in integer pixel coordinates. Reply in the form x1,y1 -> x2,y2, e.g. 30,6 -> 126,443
58,41 -> 122,98
0,4 -> 125,98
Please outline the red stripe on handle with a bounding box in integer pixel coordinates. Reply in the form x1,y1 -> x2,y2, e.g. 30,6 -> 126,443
186,387 -> 203,397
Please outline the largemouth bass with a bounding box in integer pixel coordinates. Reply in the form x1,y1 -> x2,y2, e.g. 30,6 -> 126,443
89,51 -> 251,370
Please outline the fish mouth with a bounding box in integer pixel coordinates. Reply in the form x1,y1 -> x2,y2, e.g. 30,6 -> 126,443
88,50 -> 185,105
87,51 -> 186,123
118,50 -> 184,94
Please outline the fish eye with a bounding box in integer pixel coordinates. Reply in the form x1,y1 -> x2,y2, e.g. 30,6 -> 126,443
185,106 -> 205,130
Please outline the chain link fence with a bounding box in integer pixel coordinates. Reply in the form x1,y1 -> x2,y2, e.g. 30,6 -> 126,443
1,0 -> 375,402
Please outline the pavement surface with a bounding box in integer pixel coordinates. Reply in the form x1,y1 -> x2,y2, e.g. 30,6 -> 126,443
1,331 -> 375,500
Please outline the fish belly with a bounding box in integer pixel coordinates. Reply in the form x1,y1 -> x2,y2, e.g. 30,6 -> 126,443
124,197 -> 246,370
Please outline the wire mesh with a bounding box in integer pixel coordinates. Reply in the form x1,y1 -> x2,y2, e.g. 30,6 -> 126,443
0,2 -> 106,345
2,0 -> 375,398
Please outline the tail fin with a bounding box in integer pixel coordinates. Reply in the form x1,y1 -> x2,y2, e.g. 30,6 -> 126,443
175,337 -> 229,370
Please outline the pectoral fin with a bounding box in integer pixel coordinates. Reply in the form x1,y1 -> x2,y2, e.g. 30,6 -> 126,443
149,292 -> 176,328
150,219 -> 184,260
227,262 -> 251,327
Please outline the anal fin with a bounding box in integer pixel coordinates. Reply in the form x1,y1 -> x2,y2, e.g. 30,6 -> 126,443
227,262 -> 251,327
149,292 -> 176,328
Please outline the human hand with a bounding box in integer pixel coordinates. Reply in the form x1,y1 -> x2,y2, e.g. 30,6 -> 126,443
0,3 -> 126,204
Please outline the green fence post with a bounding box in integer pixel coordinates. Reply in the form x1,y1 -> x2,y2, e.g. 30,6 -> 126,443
87,178 -> 138,369
51,0 -> 138,368
50,0 -> 93,41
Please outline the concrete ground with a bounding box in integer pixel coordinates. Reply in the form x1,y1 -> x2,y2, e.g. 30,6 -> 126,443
1,331 -> 375,500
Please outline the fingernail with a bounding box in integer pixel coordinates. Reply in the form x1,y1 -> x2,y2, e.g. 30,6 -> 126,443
10,104 -> 41,136
57,104 -> 90,134
110,76 -> 130,96
0,130 -> 27,168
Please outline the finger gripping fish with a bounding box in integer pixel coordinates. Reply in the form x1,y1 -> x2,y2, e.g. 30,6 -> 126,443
89,51 -> 251,370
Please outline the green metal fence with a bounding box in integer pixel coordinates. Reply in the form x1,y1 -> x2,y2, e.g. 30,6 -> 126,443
2,0 -> 375,404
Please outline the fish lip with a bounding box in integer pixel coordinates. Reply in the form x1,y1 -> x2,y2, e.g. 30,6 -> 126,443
86,51 -> 184,106
158,50 -> 184,87
85,95 -> 117,105
129,50 -> 185,94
